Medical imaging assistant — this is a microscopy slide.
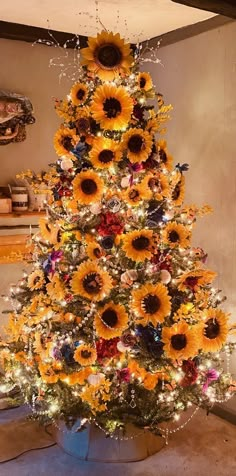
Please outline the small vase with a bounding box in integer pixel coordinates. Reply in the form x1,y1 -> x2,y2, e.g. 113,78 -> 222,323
54,421 -> 165,462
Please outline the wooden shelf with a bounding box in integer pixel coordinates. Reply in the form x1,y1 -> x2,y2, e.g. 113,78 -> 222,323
0,211 -> 45,218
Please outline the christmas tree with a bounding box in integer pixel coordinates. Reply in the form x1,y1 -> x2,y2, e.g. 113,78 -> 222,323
0,31 -> 235,435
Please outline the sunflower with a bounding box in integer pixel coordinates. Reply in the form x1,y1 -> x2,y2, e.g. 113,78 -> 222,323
71,260 -> 112,301
132,283 -> 171,325
74,344 -> 97,366
89,137 -> 122,169
157,140 -> 173,172
124,184 -> 151,207
72,170 -> 104,205
171,173 -> 185,206
162,322 -> 199,360
91,84 -> 133,130
70,82 -> 88,105
137,72 -> 153,91
177,269 -> 217,292
162,222 -> 190,249
87,241 -> 103,260
39,218 -> 60,245
28,269 -> 45,291
141,172 -> 170,200
122,128 -> 153,163
122,229 -> 153,262
53,126 -> 78,157
46,274 -> 65,301
199,308 -> 228,352
80,30 -> 133,81
94,302 -> 128,339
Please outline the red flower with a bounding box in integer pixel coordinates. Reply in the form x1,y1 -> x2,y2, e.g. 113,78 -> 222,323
180,360 -> 198,387
117,368 -> 131,383
96,338 -> 120,363
97,212 -> 124,236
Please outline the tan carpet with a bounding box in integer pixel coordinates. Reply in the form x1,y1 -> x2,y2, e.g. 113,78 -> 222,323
0,406 -> 235,475
0,413 -> 55,463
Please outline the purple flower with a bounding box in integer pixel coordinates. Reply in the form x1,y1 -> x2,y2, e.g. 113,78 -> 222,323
203,369 -> 219,392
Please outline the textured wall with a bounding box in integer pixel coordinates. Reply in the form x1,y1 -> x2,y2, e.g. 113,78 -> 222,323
0,38 -> 73,184
146,21 -> 236,414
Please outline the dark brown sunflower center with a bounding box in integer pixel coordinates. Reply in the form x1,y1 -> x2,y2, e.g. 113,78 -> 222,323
148,178 -> 159,190
129,189 -> 140,200
128,134 -> 143,154
83,273 -> 101,294
205,318 -> 220,339
172,183 -> 181,200
132,236 -> 150,251
171,334 -> 187,350
98,149 -> 114,164
168,230 -> 180,243
103,98 -> 121,118
96,44 -> 122,69
81,350 -> 92,359
139,77 -> 146,88
143,294 -> 160,314
94,247 -> 102,258
61,136 -> 73,151
81,179 -> 97,195
33,276 -> 41,285
185,276 -> 199,288
77,88 -> 86,100
159,149 -> 167,163
101,308 -> 118,328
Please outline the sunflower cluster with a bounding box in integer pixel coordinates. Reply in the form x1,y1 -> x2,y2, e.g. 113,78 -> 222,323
0,30 -> 235,436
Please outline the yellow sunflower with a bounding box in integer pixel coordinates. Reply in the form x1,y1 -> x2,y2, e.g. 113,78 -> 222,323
89,137 -> 122,169
157,140 -> 173,172
162,222 -> 190,248
122,229 -> 153,262
80,30 -> 133,81
171,173 -> 185,206
71,260 -> 112,301
94,302 -> 128,339
28,269 -> 45,291
87,241 -> 103,260
90,84 -> 133,130
132,282 -> 171,325
122,128 -> 153,163
72,170 -> 104,205
177,269 -> 217,292
199,308 -> 229,352
46,274 -> 65,301
53,126 -> 78,157
137,72 -> 153,91
39,218 -> 60,245
70,82 -> 88,105
141,172 -> 170,200
74,344 -> 97,366
124,184 -> 152,207
162,322 -> 199,360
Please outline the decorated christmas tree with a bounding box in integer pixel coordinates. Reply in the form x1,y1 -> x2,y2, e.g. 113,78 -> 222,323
0,31 -> 235,436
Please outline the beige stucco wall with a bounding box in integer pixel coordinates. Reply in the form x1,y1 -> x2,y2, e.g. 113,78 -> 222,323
146,21 -> 236,414
0,38 -> 73,184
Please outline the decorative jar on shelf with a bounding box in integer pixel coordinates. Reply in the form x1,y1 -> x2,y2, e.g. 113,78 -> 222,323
9,185 -> 28,212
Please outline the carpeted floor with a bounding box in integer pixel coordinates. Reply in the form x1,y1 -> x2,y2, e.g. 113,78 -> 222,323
0,405 -> 235,476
